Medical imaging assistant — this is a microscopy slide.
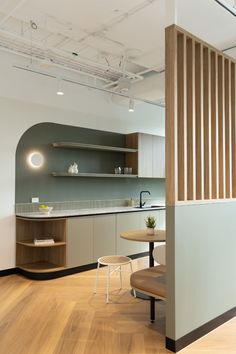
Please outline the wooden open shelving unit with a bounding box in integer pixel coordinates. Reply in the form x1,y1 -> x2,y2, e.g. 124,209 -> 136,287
51,172 -> 138,178
52,141 -> 138,153
51,141 -> 138,178
16,217 -> 67,273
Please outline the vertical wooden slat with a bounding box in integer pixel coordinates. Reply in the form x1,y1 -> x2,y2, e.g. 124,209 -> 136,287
186,38 -> 194,200
210,52 -> 218,199
165,26 -> 178,206
166,25 -> 236,205
195,43 -> 203,199
203,47 -> 210,199
224,59 -> 231,198
218,56 -> 224,198
177,33 -> 186,201
231,62 -> 236,197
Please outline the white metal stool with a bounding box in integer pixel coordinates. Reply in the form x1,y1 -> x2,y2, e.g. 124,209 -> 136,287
94,255 -> 136,303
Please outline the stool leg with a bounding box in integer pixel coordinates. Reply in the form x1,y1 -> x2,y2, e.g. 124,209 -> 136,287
106,265 -> 111,303
94,262 -> 100,294
129,261 -> 136,297
150,296 -> 155,323
119,265 -> 122,289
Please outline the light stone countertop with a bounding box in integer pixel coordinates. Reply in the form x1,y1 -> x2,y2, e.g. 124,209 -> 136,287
16,205 -> 165,219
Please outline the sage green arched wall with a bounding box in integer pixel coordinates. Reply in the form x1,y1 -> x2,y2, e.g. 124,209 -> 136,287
16,122 -> 165,203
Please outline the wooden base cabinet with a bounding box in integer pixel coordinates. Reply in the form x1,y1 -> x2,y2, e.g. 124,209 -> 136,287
16,217 -> 67,273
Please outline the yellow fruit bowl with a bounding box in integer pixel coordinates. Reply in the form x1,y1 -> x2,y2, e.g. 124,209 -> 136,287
38,205 -> 53,214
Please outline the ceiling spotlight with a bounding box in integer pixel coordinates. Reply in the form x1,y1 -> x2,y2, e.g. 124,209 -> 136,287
56,78 -> 64,95
128,99 -> 135,112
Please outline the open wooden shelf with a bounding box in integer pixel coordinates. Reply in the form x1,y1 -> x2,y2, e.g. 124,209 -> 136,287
51,172 -> 138,178
18,262 -> 65,273
16,217 -> 67,274
52,141 -> 138,153
17,240 -> 66,248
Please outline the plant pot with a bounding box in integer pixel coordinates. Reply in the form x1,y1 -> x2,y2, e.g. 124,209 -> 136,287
147,227 -> 155,235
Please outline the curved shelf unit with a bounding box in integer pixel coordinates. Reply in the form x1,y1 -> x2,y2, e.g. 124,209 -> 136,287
52,142 -> 138,153
16,217 -> 67,274
16,240 -> 66,247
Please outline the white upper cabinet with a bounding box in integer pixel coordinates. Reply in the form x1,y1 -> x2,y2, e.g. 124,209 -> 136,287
152,135 -> 165,178
138,133 -> 153,177
126,133 -> 165,178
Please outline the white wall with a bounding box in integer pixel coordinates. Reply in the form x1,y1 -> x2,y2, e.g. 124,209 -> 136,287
0,51 -> 164,270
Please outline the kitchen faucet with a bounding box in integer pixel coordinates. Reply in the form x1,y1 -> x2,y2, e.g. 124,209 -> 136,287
139,190 -> 151,208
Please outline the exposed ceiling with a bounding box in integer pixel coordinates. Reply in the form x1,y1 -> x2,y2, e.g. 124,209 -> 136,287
0,0 -> 235,104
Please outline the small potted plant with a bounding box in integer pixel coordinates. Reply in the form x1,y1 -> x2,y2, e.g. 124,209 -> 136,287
145,216 -> 156,235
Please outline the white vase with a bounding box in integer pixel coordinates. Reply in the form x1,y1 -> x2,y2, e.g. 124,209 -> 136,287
147,227 -> 155,235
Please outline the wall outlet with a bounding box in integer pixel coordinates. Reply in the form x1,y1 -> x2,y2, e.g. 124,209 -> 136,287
31,197 -> 39,203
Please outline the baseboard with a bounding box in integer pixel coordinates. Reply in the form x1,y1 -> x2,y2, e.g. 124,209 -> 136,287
0,268 -> 18,277
166,306 -> 236,352
16,252 -> 149,280
17,263 -> 98,280
129,251 -> 148,260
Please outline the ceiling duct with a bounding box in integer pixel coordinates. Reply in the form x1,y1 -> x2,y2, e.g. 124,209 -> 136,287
116,77 -> 132,92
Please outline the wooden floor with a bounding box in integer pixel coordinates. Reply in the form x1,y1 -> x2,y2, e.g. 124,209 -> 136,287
0,257 -> 236,354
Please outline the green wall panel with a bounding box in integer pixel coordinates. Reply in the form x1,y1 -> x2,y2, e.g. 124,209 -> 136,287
16,122 -> 165,203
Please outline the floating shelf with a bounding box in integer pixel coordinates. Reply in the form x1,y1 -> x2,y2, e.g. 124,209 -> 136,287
18,262 -> 65,273
17,240 -> 66,248
52,142 -> 138,153
51,172 -> 138,178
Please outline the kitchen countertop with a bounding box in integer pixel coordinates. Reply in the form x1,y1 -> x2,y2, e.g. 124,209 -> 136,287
16,205 -> 166,219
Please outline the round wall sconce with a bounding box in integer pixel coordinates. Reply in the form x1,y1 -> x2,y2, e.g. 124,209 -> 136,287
27,151 -> 44,169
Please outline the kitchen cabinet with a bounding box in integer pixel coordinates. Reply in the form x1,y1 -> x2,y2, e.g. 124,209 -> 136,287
16,209 -> 165,278
125,133 -> 165,178
67,216 -> 93,267
116,212 -> 146,255
93,215 -> 116,261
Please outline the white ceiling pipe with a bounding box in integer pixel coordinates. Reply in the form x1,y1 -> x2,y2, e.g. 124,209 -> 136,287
0,0 -> 29,26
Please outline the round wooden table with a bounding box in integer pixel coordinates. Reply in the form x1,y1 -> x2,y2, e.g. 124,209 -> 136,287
120,229 -> 166,267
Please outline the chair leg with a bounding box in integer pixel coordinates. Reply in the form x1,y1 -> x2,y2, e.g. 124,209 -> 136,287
119,265 -> 122,289
94,262 -> 100,294
106,265 -> 111,303
150,296 -> 155,323
129,261 -> 136,297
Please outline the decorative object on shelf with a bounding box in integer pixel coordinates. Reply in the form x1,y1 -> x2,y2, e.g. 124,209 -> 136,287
38,205 -> 53,214
145,216 -> 156,235
114,166 -> 122,174
68,162 -> 78,174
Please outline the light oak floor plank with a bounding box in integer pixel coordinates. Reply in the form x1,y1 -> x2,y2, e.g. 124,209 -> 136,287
0,257 -> 235,354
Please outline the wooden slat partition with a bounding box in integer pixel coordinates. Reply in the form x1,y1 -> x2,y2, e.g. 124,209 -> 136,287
166,25 -> 236,205
232,63 -> 236,197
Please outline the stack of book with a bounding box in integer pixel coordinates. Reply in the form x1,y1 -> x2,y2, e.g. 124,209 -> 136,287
34,238 -> 55,246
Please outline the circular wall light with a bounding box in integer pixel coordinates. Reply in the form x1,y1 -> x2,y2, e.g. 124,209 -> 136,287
27,151 -> 44,169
